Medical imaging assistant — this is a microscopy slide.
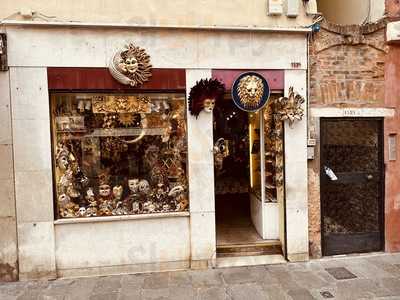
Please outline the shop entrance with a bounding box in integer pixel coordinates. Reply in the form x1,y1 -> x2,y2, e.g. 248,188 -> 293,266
213,98 -> 281,257
321,118 -> 384,256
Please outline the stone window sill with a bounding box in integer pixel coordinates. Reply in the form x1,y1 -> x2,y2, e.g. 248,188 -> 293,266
54,211 -> 190,225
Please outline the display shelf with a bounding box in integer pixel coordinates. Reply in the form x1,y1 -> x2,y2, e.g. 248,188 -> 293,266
54,211 -> 190,225
57,127 -> 166,138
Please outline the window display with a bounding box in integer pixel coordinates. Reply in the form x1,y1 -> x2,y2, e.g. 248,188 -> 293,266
51,93 -> 188,219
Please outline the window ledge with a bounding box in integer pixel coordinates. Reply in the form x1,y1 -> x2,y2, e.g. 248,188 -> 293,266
54,211 -> 190,225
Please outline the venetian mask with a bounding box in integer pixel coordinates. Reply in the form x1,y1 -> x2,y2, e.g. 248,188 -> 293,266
99,184 -> 111,197
128,179 -> 140,193
168,185 -> 184,198
58,194 -> 70,205
86,188 -> 95,200
78,207 -> 86,217
138,180 -> 150,194
203,98 -> 215,113
188,78 -> 225,118
121,56 -> 139,74
237,75 -> 264,107
113,185 -> 123,200
57,154 -> 69,170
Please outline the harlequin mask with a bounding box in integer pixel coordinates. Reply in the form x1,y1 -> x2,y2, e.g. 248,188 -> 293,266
99,184 -> 111,197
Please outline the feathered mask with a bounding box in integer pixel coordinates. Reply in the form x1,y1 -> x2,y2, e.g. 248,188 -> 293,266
188,78 -> 225,118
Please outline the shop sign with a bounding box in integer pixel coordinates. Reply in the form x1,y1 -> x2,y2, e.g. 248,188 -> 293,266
231,72 -> 270,112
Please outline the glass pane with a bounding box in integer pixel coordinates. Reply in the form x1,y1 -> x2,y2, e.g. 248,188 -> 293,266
51,93 -> 188,219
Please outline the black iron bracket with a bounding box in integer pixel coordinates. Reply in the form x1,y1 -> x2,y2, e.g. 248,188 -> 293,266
0,34 -> 8,71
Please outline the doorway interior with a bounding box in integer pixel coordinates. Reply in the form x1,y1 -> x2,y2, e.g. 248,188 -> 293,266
213,96 -> 282,257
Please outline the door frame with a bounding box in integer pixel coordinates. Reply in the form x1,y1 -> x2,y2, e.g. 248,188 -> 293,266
320,117 -> 385,256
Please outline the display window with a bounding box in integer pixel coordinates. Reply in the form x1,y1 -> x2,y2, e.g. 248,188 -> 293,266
50,93 -> 189,219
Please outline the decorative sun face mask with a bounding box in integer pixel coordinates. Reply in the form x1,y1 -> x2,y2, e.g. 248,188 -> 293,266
109,43 -> 152,87
128,179 -> 140,193
99,184 -> 111,197
122,57 -> 139,74
188,78 -> 225,118
203,99 -> 216,113
113,185 -> 123,200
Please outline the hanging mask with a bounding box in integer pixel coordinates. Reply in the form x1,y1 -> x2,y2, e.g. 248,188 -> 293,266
188,78 -> 225,118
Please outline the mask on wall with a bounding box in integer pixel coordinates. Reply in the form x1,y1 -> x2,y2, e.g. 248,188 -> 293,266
188,78 -> 225,118
109,43 -> 152,87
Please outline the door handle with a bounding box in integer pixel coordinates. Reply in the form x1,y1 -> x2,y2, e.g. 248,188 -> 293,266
366,174 -> 373,180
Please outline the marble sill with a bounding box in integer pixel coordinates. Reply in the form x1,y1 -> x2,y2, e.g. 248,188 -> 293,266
54,211 -> 190,225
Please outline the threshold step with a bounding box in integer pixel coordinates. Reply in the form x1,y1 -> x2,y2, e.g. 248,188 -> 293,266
216,254 -> 286,268
216,241 -> 282,258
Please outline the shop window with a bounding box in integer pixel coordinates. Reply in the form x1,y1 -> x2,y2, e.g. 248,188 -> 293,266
51,93 -> 188,219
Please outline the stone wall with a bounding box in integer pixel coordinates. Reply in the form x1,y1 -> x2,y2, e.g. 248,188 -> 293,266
308,20 -> 387,258
0,71 -> 18,281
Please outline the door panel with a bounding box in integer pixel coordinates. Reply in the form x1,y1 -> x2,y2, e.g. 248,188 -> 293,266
320,118 -> 384,256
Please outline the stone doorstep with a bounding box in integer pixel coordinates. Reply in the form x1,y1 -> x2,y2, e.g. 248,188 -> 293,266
216,254 -> 286,268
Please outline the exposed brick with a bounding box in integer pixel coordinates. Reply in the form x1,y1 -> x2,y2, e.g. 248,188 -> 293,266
308,21 -> 386,257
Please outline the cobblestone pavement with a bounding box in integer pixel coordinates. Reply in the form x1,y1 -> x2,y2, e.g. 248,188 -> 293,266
2,253 -> 400,300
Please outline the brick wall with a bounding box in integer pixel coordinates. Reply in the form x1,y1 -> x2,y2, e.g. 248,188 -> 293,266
308,20 -> 387,258
310,21 -> 387,108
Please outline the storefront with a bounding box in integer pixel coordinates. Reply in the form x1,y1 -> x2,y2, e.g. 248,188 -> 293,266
1,23 -> 310,280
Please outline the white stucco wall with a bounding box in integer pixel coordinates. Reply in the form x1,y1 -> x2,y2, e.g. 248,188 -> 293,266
317,0 -> 385,25
1,0 -> 314,27
5,27 -> 308,70
5,25 -> 309,278
54,216 -> 190,277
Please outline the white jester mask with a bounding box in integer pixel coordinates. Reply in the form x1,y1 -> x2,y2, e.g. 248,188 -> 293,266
128,179 -> 140,193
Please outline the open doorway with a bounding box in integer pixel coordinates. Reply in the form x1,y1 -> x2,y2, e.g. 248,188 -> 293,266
213,96 -> 282,258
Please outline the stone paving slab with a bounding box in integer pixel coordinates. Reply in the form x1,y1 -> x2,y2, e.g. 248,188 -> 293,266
1,253 -> 400,300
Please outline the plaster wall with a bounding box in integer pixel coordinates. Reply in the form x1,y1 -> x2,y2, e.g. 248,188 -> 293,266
284,69 -> 309,262
385,0 -> 400,254
0,71 -> 18,282
1,0 -> 314,28
186,69 -> 216,269
54,217 -> 190,277
317,0 -> 385,25
384,47 -> 400,252
5,26 -> 309,278
5,27 -> 308,70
